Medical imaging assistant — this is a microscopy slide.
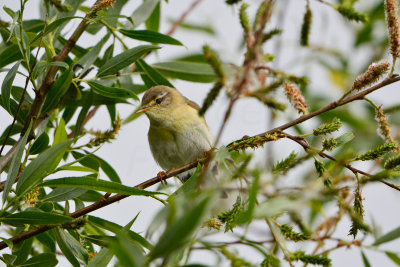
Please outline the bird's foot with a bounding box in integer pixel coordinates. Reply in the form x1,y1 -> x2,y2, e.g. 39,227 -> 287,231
203,148 -> 216,157
157,171 -> 168,185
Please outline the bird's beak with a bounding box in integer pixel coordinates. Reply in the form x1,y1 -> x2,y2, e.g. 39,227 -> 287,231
136,105 -> 153,114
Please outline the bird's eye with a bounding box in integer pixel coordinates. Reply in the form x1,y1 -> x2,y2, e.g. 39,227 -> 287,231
156,98 -> 162,104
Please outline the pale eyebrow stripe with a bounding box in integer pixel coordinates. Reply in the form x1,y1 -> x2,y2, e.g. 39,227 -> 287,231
158,91 -> 168,99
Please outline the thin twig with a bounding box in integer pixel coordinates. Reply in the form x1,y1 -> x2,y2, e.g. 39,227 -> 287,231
214,0 -> 275,145
166,0 -> 204,36
282,132 -> 400,191
21,0 -> 105,136
0,0 -> 110,176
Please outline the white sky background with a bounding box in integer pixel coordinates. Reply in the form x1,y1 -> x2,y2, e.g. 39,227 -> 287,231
1,0 -> 400,266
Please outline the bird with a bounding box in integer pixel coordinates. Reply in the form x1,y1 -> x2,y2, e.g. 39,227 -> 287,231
136,85 -> 214,183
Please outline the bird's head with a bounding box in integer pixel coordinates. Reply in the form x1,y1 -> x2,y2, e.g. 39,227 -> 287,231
137,85 -> 184,122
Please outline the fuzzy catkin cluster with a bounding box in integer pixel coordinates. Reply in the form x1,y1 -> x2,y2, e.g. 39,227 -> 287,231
351,61 -> 390,91
284,82 -> 308,114
384,0 -> 400,58
376,105 -> 393,143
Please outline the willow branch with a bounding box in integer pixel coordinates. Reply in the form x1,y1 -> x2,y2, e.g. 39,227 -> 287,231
21,0 -> 109,135
0,0 -> 113,181
0,160 -> 199,250
0,16 -> 48,157
282,132 -> 400,192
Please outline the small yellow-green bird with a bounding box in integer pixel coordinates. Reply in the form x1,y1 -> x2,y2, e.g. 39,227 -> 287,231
137,85 -> 213,182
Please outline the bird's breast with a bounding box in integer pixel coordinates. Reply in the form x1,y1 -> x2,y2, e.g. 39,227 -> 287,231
148,120 -> 212,171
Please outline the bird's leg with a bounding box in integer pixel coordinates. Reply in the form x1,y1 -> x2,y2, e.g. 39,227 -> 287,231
157,171 -> 168,185
203,147 -> 216,157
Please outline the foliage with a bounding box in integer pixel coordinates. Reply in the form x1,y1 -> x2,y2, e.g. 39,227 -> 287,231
0,0 -> 400,266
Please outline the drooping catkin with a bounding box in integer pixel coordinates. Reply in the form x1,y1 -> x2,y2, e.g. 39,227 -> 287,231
203,45 -> 225,82
199,82 -> 223,116
375,105 -> 394,143
239,3 -> 250,34
351,61 -> 390,91
284,82 -> 308,114
92,0 -> 115,13
335,5 -> 367,23
300,5 -> 312,46
313,118 -> 341,136
384,0 -> 400,58
354,142 -> 398,161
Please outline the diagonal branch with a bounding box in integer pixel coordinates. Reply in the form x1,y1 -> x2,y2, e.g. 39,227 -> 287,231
282,132 -> 400,192
0,0 -> 115,178
166,0 -> 204,36
21,0 -> 113,135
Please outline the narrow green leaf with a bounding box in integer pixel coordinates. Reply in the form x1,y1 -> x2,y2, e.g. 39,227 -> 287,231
361,251 -> 371,267
2,254 -> 16,266
22,19 -> 45,32
373,226 -> 400,246
42,69 -> 73,113
97,45 -> 159,77
145,1 -> 160,32
32,61 -> 69,78
119,29 -> 182,46
167,20 -> 216,35
130,0 -> 160,27
87,248 -> 113,267
40,177 -> 165,196
36,232 -> 56,252
91,154 -> 121,183
254,197 -> 296,219
54,118 -> 68,145
41,187 -> 87,202
83,235 -> 115,247
71,151 -> 100,171
102,43 -> 114,66
335,132 -> 355,147
1,61 -> 20,113
87,81 -> 138,100
0,237 -> 14,249
57,165 -> 98,174
123,106 -> 143,125
88,215 -> 152,250
11,86 -> 33,105
77,190 -> 103,202
0,44 -> 23,69
77,34 -> 110,77
0,211 -> 73,226
152,61 -> 218,83
236,172 -> 259,223
13,238 -> 33,265
386,252 -> 400,266
150,197 -> 211,259
172,165 -> 201,196
31,16 -> 83,44
53,228 -> 85,267
74,91 -> 92,138
30,132 -> 50,154
19,253 -> 58,267
136,59 -> 173,87
110,231 -> 144,267
3,123 -> 31,204
16,140 -> 73,196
